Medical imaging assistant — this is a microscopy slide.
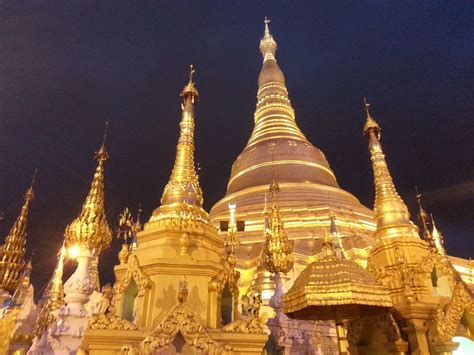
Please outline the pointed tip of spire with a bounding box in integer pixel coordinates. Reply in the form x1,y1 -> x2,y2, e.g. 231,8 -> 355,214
362,98 -> 381,138
25,169 -> 37,201
96,121 -> 109,162
181,64 -> 199,100
264,17 -> 271,38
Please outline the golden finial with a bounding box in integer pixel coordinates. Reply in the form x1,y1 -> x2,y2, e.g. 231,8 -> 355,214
0,173 -> 36,293
181,64 -> 199,101
189,64 -> 195,84
264,17 -> 271,38
415,187 -> 435,247
362,98 -> 381,139
63,129 -> 112,254
364,100 -> 419,240
262,179 -> 293,274
260,17 -> 277,62
96,121 -> 109,162
116,207 -> 141,263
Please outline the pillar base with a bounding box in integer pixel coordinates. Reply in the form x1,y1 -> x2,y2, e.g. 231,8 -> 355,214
432,341 -> 459,355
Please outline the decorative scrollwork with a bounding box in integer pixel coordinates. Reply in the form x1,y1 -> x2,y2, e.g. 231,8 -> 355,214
114,254 -> 151,296
143,303 -> 231,354
89,313 -> 138,331
222,317 -> 265,334
435,281 -> 472,342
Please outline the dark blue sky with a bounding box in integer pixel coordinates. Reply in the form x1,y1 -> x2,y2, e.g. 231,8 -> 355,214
0,1 -> 472,293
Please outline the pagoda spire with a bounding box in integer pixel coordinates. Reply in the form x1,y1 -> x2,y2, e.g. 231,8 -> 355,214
64,123 -> 112,254
150,66 -> 210,226
415,187 -> 435,248
363,99 -> 419,240
0,171 -> 36,293
247,18 -> 308,147
160,64 -> 202,208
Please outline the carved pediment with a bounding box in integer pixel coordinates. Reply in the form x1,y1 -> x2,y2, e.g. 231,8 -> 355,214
114,255 -> 151,296
143,304 -> 231,354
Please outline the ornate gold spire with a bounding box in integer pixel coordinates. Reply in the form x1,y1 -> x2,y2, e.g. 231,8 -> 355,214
49,245 -> 65,310
150,66 -> 210,225
64,124 -> 112,253
415,187 -> 435,248
0,172 -> 36,293
262,180 -> 293,274
430,214 -> 446,255
363,99 -> 419,240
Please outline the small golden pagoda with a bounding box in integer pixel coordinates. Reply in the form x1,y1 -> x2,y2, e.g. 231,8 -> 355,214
0,173 -> 35,299
82,67 -> 268,354
357,99 -> 473,354
283,225 -> 394,354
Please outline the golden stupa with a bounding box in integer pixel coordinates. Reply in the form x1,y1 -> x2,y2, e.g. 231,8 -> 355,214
210,19 -> 376,296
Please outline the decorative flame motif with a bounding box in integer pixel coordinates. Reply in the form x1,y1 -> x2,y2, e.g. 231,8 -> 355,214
0,172 -> 36,292
64,125 -> 112,253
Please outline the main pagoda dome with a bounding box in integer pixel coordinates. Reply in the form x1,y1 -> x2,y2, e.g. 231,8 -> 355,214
210,20 -> 376,295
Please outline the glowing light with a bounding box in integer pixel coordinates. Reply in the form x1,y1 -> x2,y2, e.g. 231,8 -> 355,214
68,245 -> 80,258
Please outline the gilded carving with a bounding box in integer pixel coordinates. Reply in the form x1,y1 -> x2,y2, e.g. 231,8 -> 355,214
144,304 -> 231,354
435,281 -> 472,342
89,313 -> 138,331
222,317 -> 265,334
114,255 -> 151,296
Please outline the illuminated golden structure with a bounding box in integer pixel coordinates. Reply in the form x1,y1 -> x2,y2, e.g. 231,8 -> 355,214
0,17 -> 472,355
81,67 -> 267,354
210,19 -> 376,303
63,126 -> 112,255
0,173 -> 35,298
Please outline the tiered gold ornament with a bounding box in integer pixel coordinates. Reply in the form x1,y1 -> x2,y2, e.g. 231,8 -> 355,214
116,207 -> 141,264
363,98 -> 420,240
0,172 -> 35,294
148,65 -> 210,228
63,128 -> 112,254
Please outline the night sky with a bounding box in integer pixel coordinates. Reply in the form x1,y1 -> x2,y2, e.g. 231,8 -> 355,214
0,1 -> 472,296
